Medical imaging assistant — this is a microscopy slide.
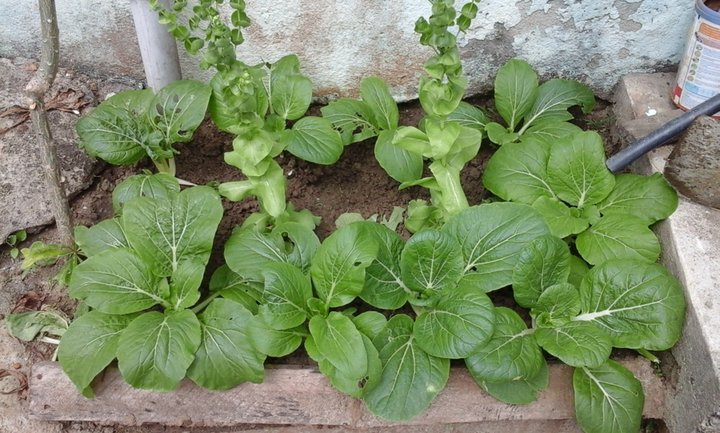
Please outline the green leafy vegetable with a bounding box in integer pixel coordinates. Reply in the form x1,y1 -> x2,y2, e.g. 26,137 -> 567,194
224,225 -> 291,282
58,311 -> 132,397
442,203 -> 550,292
248,316 -> 305,358
574,360 -> 644,433
494,59 -> 538,130
311,223 -> 378,308
531,196 -> 589,238
576,215 -> 661,265
122,186 -> 223,310
483,129 -> 678,266
6,310 -> 68,342
261,263 -> 312,330
74,219 -> 128,257
598,173 -> 678,224
209,264 -> 262,313
546,131 -> 615,208
187,299 -> 266,390
360,222 -> 409,310
111,171 -> 179,213
69,248 -> 169,314
479,360 -> 549,405
117,309 -> 201,391
20,241 -> 73,271
281,117 -> 344,165
76,81 -> 210,176
512,235 -> 571,308
364,315 -> 450,421
413,282 -> 495,358
483,137 -> 554,204
400,229 -> 464,296
574,260 -> 686,350
465,307 -> 543,383
310,312 -> 368,380
487,58 -> 595,145
535,321 -> 611,368
360,77 -> 399,130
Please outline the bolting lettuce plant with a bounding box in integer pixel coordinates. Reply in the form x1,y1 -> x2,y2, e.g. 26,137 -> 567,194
153,0 -> 341,223
149,0 -> 251,71
390,0 -> 484,231
210,54 -> 343,219
324,1 -> 595,234
323,0 -> 485,232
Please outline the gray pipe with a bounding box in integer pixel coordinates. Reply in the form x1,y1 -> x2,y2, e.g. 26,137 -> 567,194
129,0 -> 182,91
606,93 -> 720,173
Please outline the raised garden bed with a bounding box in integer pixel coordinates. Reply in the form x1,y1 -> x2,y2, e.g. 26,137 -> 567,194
19,74 -> 681,433
4,2 -> 700,433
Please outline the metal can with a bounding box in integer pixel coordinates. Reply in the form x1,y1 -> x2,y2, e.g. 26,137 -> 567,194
673,0 -> 720,118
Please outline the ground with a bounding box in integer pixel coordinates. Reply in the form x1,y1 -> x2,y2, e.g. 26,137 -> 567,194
0,57 -> 615,433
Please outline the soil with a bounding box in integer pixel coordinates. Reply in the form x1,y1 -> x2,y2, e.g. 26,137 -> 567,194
72,97 -> 612,242
70,100 -> 501,271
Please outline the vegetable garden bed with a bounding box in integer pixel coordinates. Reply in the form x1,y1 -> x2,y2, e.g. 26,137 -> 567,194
8,2 -> 692,433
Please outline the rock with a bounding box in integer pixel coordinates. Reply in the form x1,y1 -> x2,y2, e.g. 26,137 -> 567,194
613,72 -> 677,121
613,109 -> 684,145
0,58 -> 102,242
664,116 -> 720,209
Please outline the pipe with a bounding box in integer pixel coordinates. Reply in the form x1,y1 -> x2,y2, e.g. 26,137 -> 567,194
606,92 -> 720,173
129,0 -> 182,91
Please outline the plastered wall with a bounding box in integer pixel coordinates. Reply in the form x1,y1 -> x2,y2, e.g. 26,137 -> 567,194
0,0 -> 697,99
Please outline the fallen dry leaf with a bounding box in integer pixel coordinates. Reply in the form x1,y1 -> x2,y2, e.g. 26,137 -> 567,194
0,87 -> 91,135
0,369 -> 28,395
11,291 -> 46,313
46,88 -> 89,112
0,106 -> 30,134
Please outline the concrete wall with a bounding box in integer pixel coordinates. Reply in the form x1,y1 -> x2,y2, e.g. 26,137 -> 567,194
1,0 -> 697,100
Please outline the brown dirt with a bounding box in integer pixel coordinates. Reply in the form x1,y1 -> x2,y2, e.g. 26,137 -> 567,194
69,99 -> 500,274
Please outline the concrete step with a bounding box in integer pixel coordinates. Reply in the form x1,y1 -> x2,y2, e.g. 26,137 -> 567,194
612,73 -> 720,433
29,359 -> 663,432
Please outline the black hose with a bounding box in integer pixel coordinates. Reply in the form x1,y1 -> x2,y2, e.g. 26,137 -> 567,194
606,92 -> 720,173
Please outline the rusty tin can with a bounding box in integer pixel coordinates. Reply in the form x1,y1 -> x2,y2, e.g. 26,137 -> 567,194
673,0 -> 720,118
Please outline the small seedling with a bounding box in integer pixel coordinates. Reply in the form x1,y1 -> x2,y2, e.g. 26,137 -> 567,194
4,230 -> 27,259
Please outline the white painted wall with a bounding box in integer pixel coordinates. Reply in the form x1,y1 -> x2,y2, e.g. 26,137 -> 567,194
0,0 -> 697,99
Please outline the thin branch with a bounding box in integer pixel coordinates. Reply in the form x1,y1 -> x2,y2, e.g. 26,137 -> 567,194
24,0 -> 74,246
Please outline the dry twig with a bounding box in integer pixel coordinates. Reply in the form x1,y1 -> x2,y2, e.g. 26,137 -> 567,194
23,0 -> 73,246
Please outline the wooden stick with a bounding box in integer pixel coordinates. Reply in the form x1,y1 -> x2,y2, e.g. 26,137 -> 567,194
24,0 -> 74,246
